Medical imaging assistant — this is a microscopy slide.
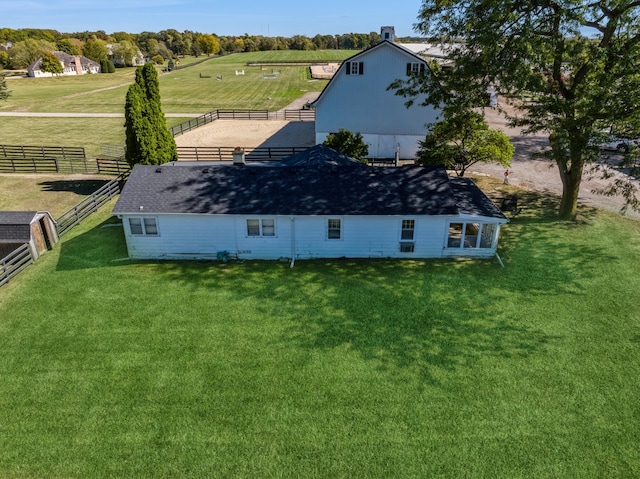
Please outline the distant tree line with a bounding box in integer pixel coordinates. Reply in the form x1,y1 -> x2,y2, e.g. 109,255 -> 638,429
0,28 -> 420,70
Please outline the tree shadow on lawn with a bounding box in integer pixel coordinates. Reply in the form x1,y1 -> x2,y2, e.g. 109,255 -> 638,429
39,179 -> 111,195
53,199 -> 614,386
56,217 -> 128,271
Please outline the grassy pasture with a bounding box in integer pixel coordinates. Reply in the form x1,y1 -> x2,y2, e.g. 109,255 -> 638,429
0,181 -> 639,477
0,50 -> 354,157
0,174 -> 113,217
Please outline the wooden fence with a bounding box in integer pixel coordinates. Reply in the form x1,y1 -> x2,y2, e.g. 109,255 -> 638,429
0,144 -> 88,173
96,158 -> 130,175
176,146 -> 308,162
283,109 -> 315,121
56,173 -> 127,237
0,157 -> 59,173
0,243 -> 33,288
170,109 -> 270,137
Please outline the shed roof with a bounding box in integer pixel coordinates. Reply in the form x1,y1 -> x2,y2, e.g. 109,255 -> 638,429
0,211 -> 39,225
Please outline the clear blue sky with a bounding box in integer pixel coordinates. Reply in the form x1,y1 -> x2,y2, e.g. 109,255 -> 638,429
2,0 -> 425,38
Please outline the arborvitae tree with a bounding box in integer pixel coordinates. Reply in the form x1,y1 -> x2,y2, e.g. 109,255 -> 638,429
124,62 -> 177,166
0,73 -> 11,101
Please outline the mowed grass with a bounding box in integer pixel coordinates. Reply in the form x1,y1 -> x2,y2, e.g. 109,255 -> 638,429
0,50 -> 354,156
0,174 -> 113,217
0,193 -> 639,478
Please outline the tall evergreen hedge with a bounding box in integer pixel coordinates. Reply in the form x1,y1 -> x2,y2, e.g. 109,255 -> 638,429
124,62 -> 177,166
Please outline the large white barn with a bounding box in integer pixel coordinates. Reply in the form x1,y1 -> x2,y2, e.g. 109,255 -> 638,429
112,148 -> 508,263
313,27 -> 442,160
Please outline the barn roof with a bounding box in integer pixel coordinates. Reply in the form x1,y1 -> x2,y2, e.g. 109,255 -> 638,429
113,162 -> 506,221
312,40 -> 433,108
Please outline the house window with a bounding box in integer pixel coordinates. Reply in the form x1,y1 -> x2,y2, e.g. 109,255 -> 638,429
129,217 -> 158,236
447,222 -> 496,249
246,219 -> 276,237
400,242 -> 415,253
406,62 -> 426,76
401,219 -> 415,240
345,61 -> 364,75
327,219 -> 341,239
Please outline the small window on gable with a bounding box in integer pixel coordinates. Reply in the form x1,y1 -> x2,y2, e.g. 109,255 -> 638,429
327,218 -> 341,239
345,61 -> 364,75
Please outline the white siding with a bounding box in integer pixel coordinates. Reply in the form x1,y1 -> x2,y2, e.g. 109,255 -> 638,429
315,43 -> 441,159
121,214 -> 468,260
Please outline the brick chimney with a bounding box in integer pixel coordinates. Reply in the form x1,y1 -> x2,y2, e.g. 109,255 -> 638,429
74,56 -> 83,75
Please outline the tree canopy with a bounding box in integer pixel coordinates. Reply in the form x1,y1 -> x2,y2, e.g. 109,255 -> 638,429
416,109 -> 513,176
394,0 -> 640,219
39,52 -> 63,75
323,129 -> 369,163
124,63 -> 177,166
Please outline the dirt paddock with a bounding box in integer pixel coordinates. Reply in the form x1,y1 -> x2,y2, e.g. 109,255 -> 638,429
174,120 -> 315,149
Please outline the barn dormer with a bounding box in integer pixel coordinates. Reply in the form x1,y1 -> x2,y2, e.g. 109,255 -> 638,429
381,26 -> 396,43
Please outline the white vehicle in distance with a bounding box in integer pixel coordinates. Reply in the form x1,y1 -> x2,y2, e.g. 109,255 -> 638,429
599,136 -> 640,153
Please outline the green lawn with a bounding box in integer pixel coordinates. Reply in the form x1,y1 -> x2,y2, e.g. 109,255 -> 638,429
0,51 -> 354,157
1,192 -> 639,478
0,174 -> 113,217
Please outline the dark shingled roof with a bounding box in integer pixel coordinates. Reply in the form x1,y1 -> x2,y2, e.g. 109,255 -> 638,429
0,212 -> 39,243
449,177 -> 507,219
0,212 -> 39,224
277,145 -> 367,168
113,163 -> 506,220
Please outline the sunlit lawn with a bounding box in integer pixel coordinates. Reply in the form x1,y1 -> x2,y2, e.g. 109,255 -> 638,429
0,191 -> 639,478
0,51 -> 354,157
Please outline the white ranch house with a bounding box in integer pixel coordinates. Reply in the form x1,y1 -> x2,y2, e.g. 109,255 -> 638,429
27,51 -> 100,77
313,27 -> 441,160
112,148 -> 508,263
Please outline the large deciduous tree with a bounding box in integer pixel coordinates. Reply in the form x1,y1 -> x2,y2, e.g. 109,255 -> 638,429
124,62 -> 177,166
395,0 -> 640,219
416,109 -> 514,177
39,52 -> 63,75
323,128 -> 369,163
196,34 -> 220,56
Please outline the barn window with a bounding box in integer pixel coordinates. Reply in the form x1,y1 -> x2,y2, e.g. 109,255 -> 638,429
401,219 -> 415,240
247,219 -> 276,237
327,219 -> 341,239
345,61 -> 364,75
129,217 -> 158,236
406,62 -> 425,76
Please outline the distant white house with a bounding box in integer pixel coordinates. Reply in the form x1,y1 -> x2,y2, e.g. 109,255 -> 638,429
312,26 -> 442,160
27,51 -> 100,77
112,147 -> 508,262
106,44 -> 145,67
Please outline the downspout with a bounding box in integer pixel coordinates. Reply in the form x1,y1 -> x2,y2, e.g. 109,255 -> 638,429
290,216 -> 296,268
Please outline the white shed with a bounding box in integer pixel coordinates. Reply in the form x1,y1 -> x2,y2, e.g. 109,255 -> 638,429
112,152 -> 507,262
313,37 -> 442,160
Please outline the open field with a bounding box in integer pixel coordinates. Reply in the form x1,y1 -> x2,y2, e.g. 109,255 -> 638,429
1,184 -> 640,477
0,51 -> 354,157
